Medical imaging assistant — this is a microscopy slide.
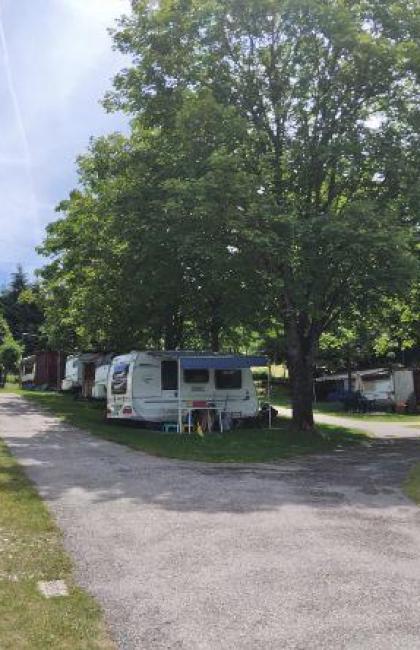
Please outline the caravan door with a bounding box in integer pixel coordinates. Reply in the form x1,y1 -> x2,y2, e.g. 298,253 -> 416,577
83,362 -> 96,398
160,359 -> 179,417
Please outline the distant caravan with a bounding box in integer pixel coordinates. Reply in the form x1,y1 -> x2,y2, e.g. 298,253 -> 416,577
107,351 -> 268,431
92,361 -> 112,400
62,353 -> 113,399
315,367 -> 420,410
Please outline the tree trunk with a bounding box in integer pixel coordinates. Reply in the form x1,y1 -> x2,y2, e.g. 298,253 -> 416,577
164,309 -> 184,350
347,351 -> 352,394
286,319 -> 316,431
208,301 -> 222,352
210,323 -> 221,352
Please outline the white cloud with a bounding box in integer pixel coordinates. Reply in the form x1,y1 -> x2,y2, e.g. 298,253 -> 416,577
0,0 -> 131,282
16,0 -> 130,114
62,0 -> 130,23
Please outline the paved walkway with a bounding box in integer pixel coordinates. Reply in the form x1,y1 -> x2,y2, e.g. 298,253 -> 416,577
2,394 -> 420,649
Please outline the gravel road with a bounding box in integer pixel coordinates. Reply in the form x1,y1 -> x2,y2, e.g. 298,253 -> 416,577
1,394 -> 420,650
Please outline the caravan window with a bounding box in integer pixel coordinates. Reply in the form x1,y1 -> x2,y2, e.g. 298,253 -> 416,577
184,369 -> 209,384
111,363 -> 129,395
216,370 -> 242,390
161,361 -> 178,390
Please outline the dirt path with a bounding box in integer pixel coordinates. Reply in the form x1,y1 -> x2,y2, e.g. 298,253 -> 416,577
2,394 -> 420,649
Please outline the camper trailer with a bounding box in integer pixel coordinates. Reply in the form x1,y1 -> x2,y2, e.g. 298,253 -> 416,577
92,361 -> 112,400
62,353 -> 113,398
316,367 -> 420,408
61,355 -> 83,392
20,352 -> 65,390
107,351 -> 267,429
20,356 -> 36,387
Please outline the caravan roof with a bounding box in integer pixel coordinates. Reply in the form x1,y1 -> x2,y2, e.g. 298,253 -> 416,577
147,351 -> 268,370
316,368 -> 390,383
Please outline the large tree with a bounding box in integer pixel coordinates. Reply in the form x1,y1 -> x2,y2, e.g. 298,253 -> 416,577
39,114 -> 263,352
105,0 -> 419,428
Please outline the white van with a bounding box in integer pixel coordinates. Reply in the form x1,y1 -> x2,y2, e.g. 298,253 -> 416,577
107,351 -> 264,427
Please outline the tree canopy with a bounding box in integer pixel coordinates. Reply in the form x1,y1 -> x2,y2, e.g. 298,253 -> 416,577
0,336 -> 22,381
38,0 -> 420,428
0,266 -> 44,354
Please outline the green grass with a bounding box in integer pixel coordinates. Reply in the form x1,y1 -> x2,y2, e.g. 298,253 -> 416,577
313,402 -> 420,423
403,464 -> 420,505
3,387 -> 367,463
267,384 -> 291,407
0,438 -> 114,650
3,382 -> 24,395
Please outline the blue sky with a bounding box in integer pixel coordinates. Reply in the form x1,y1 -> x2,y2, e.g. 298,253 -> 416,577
0,0 -> 130,287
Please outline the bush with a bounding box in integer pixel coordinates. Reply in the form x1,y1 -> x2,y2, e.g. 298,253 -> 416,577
0,336 -> 23,381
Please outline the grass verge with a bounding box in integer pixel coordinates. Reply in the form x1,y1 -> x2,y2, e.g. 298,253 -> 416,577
0,438 -> 114,650
313,401 -> 420,423
4,387 -> 367,463
403,463 -> 420,505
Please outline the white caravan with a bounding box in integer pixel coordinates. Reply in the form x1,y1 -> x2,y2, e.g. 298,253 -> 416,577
92,362 -> 112,400
107,351 -> 265,427
62,353 -> 113,398
316,367 -> 419,407
20,356 -> 36,386
61,355 -> 83,392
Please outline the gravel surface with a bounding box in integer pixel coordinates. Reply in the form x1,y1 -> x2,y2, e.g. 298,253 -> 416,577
2,394 -> 420,650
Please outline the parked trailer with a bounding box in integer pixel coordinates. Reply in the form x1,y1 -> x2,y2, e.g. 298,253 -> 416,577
107,351 -> 268,430
92,362 -> 112,400
62,353 -> 113,398
20,352 -> 65,390
20,355 -> 36,386
316,367 -> 420,408
61,355 -> 83,392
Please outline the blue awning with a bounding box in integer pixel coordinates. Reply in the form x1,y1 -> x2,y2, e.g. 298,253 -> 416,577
180,356 -> 268,370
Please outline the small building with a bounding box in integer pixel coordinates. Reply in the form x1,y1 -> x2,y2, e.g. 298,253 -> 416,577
20,352 -> 65,390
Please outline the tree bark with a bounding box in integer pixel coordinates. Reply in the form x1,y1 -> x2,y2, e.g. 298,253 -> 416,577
347,351 -> 353,394
164,309 -> 184,350
285,318 -> 316,431
210,322 -> 221,352
208,300 -> 222,352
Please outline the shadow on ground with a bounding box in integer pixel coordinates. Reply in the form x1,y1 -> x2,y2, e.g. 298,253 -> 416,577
1,395 -> 420,515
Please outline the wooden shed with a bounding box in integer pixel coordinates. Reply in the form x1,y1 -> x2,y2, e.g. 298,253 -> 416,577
20,352 -> 66,390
